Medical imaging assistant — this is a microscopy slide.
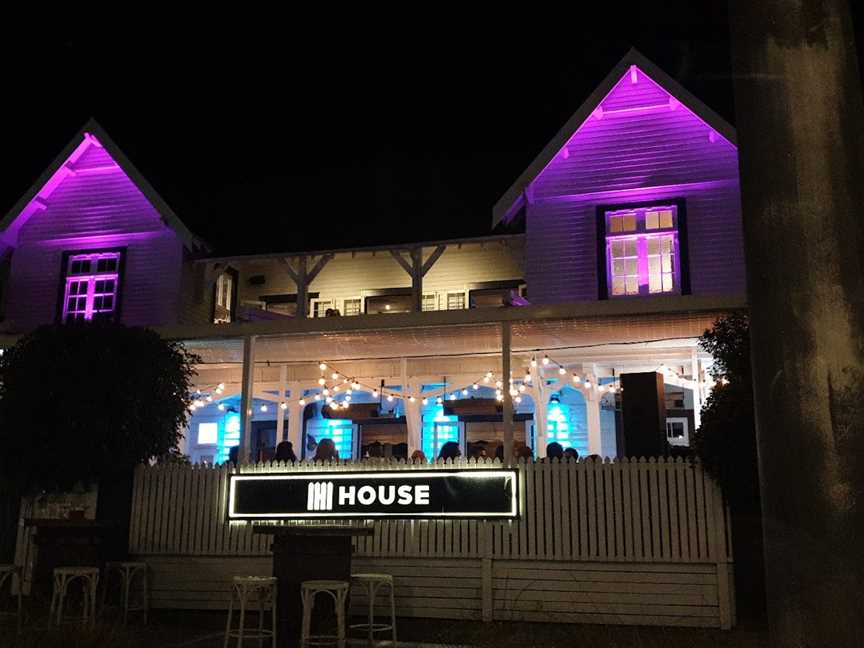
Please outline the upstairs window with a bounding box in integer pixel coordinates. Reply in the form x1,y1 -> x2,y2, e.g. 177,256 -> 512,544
342,298 -> 362,316
213,268 -> 238,323
600,203 -> 688,298
446,292 -> 466,310
61,251 -> 123,322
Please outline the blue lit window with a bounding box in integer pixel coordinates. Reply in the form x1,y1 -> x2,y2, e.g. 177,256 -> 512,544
324,420 -> 354,459
422,406 -> 459,459
217,412 -> 241,463
547,399 -> 574,449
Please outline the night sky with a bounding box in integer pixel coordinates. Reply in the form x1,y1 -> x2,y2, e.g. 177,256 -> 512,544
1,6 -> 862,256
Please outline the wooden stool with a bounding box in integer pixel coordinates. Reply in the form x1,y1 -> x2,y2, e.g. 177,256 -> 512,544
300,580 -> 349,648
102,561 -> 149,624
50,567 -> 99,626
224,576 -> 277,648
350,573 -> 397,648
0,564 -> 22,634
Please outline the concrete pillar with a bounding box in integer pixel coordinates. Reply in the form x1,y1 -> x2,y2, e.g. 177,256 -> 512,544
731,2 -> 864,644
239,335 -> 256,463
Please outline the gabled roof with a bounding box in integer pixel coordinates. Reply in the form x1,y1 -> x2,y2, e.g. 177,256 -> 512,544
0,119 -> 208,252
492,48 -> 737,227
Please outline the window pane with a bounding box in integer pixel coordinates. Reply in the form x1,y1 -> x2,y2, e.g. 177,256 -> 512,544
611,240 -> 623,257
343,299 -> 361,316
645,211 -> 659,229
663,272 -> 674,291
622,214 -> 636,231
647,237 -> 660,255
612,277 -> 625,296
659,209 -> 674,228
609,215 -> 622,233
447,293 -> 465,310
649,257 -> 660,276
198,422 -> 218,445
625,259 -> 637,275
661,254 -> 672,273
661,236 -> 673,253
624,240 -> 637,256
625,277 -> 639,294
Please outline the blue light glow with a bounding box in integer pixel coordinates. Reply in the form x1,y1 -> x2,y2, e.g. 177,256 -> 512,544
422,405 -> 458,459
547,400 -> 573,449
324,418 -> 354,459
217,412 -> 241,463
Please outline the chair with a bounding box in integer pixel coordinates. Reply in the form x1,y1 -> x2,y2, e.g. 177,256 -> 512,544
50,566 -> 100,626
350,573 -> 397,647
0,564 -> 22,634
101,561 -> 149,624
300,579 -> 349,648
224,576 -> 277,648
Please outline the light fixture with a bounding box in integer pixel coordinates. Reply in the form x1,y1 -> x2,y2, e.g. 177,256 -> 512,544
323,388 -> 330,396
385,304 -> 391,310
333,385 -> 340,392
572,374 -> 581,383
331,372 -> 339,380
483,375 -> 491,383
318,377 -> 326,386
345,395 -> 351,402
496,380 -> 503,388
217,403 -> 226,411
206,395 -> 213,402
280,402 -> 288,410
314,394 -> 321,401
584,380 -> 592,389
326,396 -> 333,404
422,398 -> 429,405
449,393 -> 457,401
515,396 -> 522,404
462,388 -> 468,396
530,358 -> 537,368
409,396 -> 416,403
524,373 -> 532,383
559,367 -> 566,375
218,383 -> 225,390
319,362 -> 327,371
299,399 -> 306,406
436,396 -> 443,405
372,390 -> 379,398
542,355 -> 550,365
260,404 -> 268,412
387,394 -> 394,402
518,384 -> 526,393
472,383 -> 479,390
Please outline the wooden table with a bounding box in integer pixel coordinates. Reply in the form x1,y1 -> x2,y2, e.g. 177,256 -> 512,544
254,525 -> 374,648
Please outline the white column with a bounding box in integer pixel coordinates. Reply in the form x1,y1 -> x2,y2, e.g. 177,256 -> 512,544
287,381 -> 303,452
239,335 -> 256,463
401,358 -> 422,456
501,322 -> 514,464
583,364 -> 603,456
690,349 -> 702,431
529,364 -> 549,457
276,365 -> 287,442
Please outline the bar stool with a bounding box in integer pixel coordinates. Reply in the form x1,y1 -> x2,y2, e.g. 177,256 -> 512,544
0,564 -> 22,633
350,573 -> 397,648
224,576 -> 277,648
50,566 -> 100,626
101,561 -> 149,624
300,580 -> 349,648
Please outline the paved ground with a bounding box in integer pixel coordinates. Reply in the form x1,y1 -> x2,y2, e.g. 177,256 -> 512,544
0,609 -> 769,647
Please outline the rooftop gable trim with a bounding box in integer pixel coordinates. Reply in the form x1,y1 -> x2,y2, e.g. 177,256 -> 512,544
0,119 -> 209,253
492,48 -> 737,227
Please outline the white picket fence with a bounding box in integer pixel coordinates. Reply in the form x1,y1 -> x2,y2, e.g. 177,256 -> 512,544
128,458 -> 736,628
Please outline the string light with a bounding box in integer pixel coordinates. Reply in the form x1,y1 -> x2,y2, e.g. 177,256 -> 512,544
372,389 -> 379,398
422,398 -> 429,405
387,394 -> 394,402
483,375 -> 491,383
326,396 -> 333,404
280,402 -> 287,410
584,380 -> 592,389
319,362 -> 327,371
260,404 -> 268,412
524,373 -> 532,383
436,396 -> 443,405
530,358 -> 537,368
472,383 -> 479,390
542,355 -> 550,366
515,396 -> 522,404
314,394 -> 321,401
299,399 -> 306,406
495,380 -> 503,388
331,372 -> 339,380
217,403 -> 226,411
409,396 -> 416,403
461,388 -> 468,396
572,374 -> 581,383
518,384 -> 526,393
318,377 -> 326,386
345,395 -> 351,402
206,395 -> 213,402
558,367 -> 566,375
323,388 -> 330,396
449,393 -> 457,401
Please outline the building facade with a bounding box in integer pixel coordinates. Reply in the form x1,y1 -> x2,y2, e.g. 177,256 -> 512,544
0,50 -> 745,465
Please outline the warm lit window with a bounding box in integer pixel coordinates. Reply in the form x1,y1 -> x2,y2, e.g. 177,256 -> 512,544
62,251 -> 122,322
446,292 -> 466,310
213,271 -> 235,323
343,298 -> 362,316
312,300 -> 333,318
604,205 -> 680,297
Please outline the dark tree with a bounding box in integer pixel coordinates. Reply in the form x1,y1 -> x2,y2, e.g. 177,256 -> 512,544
692,313 -> 765,622
0,322 -> 198,560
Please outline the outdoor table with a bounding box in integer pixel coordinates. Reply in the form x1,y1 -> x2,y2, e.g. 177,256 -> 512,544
253,525 -> 374,648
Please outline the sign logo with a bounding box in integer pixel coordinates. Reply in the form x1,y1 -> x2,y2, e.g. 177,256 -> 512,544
228,469 -> 518,520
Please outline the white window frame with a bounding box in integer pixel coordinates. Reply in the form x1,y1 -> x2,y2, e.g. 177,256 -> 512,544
311,299 -> 333,318
342,298 -> 362,316
422,293 -> 438,312
62,251 -> 122,322
665,417 -> 690,447
446,291 -> 467,311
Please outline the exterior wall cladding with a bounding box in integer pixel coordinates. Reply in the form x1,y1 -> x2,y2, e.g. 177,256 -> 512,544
4,143 -> 184,330
525,66 -> 744,305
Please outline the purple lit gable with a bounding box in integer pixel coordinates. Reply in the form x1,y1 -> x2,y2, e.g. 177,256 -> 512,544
0,122 -> 203,331
496,50 -> 745,305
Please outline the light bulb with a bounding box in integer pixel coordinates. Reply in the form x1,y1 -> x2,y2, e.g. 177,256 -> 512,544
559,367 -> 566,375
217,403 -> 225,411
409,396 -> 416,403
422,398 -> 429,405
496,380 -> 503,388
352,382 -> 360,390
323,388 -> 330,396
462,388 -> 468,396
472,383 -> 479,390
299,399 -> 306,406
572,374 -> 581,383
524,373 -> 531,383
483,376 -> 490,383
372,390 -> 379,398
387,394 -> 394,402
530,358 -> 537,368
515,396 -> 522,404
486,371 -> 493,378
318,377 -> 326,386
260,404 -> 268,412
509,388 -> 518,397
206,395 -> 213,402
218,383 -> 225,390
584,380 -> 592,389
326,396 -> 333,404
345,395 -> 351,402
319,362 -> 327,371
449,394 -> 457,401
333,385 -> 340,392
314,394 -> 321,401
280,402 -> 287,410
496,394 -> 503,401
518,384 -> 526,393
332,372 -> 339,380
436,397 -> 443,405
346,388 -> 353,395
542,355 -> 550,365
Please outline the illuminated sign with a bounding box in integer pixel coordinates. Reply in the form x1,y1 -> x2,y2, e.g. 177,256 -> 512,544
228,469 -> 518,520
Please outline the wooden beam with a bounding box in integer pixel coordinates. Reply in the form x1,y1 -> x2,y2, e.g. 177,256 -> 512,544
421,244 -> 447,276
306,254 -> 333,284
389,250 -> 413,276
280,257 -> 300,285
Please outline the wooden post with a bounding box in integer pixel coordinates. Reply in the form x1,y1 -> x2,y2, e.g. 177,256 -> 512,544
530,363 -> 549,457
294,256 -> 308,319
286,382 -> 303,453
401,358 -> 422,456
501,322 -> 514,464
239,335 -> 256,463
390,245 -> 446,312
731,2 -> 864,644
690,349 -> 702,431
584,364 -> 603,456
